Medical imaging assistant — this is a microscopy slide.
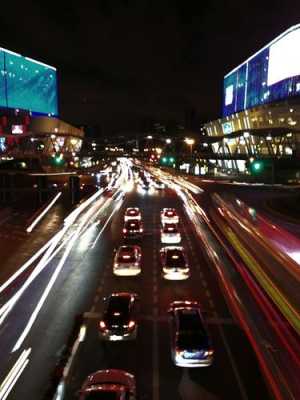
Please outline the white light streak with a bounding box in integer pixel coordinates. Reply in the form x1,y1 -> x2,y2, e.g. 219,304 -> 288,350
0,348 -> 31,400
26,192 -> 62,233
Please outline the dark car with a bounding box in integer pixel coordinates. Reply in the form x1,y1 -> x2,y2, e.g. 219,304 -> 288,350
168,301 -> 214,367
160,246 -> 190,280
99,292 -> 139,340
123,219 -> 143,239
79,369 -> 136,399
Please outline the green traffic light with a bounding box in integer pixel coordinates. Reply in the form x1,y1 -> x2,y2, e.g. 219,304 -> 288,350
162,157 -> 167,163
253,161 -> 262,171
169,157 -> 175,163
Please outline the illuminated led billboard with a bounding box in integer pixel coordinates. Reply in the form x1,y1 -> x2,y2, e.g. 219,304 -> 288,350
223,24 -> 300,117
0,48 -> 58,116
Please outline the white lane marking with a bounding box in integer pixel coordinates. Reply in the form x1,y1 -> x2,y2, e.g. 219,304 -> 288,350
63,324 -> 87,379
91,197 -> 123,249
84,311 -> 101,319
215,311 -> 249,400
152,315 -> 160,400
209,299 -> 215,309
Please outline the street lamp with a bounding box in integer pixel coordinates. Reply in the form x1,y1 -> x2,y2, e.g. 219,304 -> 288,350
184,138 -> 195,156
166,138 -> 172,144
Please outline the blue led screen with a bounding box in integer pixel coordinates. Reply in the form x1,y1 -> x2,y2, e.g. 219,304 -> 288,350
0,48 -> 58,116
223,25 -> 300,117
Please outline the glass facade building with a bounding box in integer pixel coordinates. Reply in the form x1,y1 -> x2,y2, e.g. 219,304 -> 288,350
223,24 -> 300,117
0,48 -> 58,116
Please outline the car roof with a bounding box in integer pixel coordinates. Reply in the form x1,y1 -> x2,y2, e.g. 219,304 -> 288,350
176,308 -> 206,331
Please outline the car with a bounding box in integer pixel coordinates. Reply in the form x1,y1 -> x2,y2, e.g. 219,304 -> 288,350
141,179 -> 150,190
161,208 -> 179,224
161,223 -> 181,244
113,245 -> 142,276
123,219 -> 143,239
124,207 -> 141,221
79,369 -> 136,399
99,292 -> 139,340
154,179 -> 165,189
160,246 -> 190,280
168,301 -> 214,367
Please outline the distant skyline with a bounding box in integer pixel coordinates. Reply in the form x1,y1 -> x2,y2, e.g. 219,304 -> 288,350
1,1 -> 300,134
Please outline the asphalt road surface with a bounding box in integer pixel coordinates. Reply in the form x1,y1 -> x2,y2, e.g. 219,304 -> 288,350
0,181 -> 272,400
61,186 -> 271,400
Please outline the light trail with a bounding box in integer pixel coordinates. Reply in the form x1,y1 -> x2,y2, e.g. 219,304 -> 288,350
26,191 -> 62,233
0,348 -> 31,400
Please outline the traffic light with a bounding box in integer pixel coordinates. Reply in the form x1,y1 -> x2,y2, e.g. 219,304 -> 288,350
160,156 -> 175,166
249,159 -> 264,174
52,153 -> 64,166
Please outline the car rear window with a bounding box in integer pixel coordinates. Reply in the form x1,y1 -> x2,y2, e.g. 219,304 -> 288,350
166,250 -> 185,267
117,247 -> 136,262
127,209 -> 137,214
107,296 -> 130,317
163,224 -> 177,233
125,221 -> 139,229
85,390 -> 120,399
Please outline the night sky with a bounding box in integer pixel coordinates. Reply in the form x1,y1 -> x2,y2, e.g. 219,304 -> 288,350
1,1 -> 300,134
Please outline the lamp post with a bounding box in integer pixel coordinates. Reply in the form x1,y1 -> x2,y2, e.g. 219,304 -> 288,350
184,137 -> 195,157
184,138 -> 195,174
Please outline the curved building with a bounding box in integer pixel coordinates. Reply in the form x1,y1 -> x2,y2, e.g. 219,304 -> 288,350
204,24 -> 300,173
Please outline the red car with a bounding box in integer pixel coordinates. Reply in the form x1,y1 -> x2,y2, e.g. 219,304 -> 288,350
79,369 -> 136,399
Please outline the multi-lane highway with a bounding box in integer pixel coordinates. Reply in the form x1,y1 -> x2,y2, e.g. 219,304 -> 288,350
0,164 -> 273,400
63,185 -> 272,400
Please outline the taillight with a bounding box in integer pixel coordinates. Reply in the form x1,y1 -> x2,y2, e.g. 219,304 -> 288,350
123,229 -> 127,233
99,321 -> 106,329
207,349 -> 214,356
139,228 -> 143,233
128,320 -> 135,329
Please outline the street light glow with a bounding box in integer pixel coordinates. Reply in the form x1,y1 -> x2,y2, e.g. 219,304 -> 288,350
166,138 -> 172,144
184,138 -> 195,146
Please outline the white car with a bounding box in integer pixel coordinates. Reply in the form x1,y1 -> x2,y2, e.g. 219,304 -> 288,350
124,207 -> 141,221
161,223 -> 181,244
161,208 -> 179,224
160,246 -> 190,280
113,245 -> 142,276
